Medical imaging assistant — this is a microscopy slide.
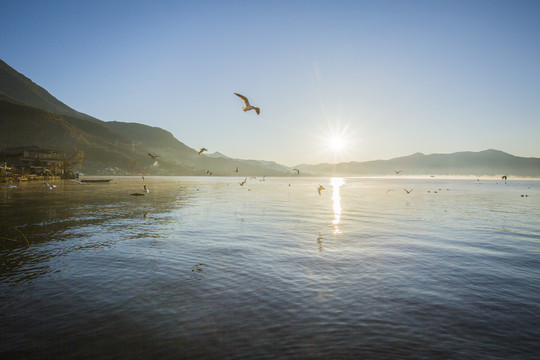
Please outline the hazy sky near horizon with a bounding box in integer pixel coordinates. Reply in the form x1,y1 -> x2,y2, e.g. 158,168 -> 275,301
1,0 -> 539,166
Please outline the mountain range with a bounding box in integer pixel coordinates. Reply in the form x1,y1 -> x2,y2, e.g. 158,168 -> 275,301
296,150 -> 540,178
1,59 -> 539,177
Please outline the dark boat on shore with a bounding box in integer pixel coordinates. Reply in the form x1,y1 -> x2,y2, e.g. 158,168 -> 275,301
79,179 -> 113,183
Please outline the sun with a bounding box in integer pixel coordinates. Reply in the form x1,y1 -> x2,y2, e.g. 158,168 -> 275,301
313,120 -> 358,163
328,136 -> 346,152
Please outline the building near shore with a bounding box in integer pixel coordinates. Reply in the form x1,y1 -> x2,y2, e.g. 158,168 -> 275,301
0,146 -> 69,176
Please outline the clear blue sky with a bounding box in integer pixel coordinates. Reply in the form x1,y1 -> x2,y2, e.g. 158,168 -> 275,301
1,0 -> 539,166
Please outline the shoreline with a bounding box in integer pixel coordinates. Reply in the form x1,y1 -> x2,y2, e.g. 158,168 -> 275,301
0,174 -> 63,183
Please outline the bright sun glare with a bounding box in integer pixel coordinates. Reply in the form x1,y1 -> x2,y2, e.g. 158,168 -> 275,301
328,136 -> 345,152
315,121 -> 357,162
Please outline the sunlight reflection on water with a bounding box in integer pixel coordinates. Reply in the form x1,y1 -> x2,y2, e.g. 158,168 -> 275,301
331,177 -> 344,234
1,177 -> 539,359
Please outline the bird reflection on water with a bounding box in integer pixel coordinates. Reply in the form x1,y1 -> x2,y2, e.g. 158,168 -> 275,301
317,232 -> 323,252
331,177 -> 344,234
2,177 -> 539,359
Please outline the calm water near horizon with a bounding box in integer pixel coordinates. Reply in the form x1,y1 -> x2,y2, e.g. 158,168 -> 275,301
1,176 -> 539,359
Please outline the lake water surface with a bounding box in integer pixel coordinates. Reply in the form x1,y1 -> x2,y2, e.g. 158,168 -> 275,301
1,177 -> 539,359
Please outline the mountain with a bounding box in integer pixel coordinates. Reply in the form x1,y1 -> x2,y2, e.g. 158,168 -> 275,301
206,152 -> 231,159
2,59 -> 539,177
102,121 -> 198,161
0,59 -> 293,176
0,100 -> 195,174
296,150 -> 540,177
0,59 -> 102,124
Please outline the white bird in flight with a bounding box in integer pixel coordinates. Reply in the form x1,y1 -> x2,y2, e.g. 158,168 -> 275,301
234,93 -> 260,115
43,181 -> 56,190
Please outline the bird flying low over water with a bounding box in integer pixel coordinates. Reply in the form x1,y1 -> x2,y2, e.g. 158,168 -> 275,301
502,175 -> 507,180
43,182 -> 56,190
148,153 -> 159,160
240,178 -> 247,186
234,93 -> 260,115
198,148 -> 207,157
394,170 -> 402,174
317,185 -> 325,196
293,169 -> 300,175
403,189 -> 413,194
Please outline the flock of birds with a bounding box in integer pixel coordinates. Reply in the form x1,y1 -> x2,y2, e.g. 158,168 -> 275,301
136,93 -> 314,194
139,93 -> 343,195
4,170 -> 517,198
0,92 -> 520,198
139,93 -> 261,193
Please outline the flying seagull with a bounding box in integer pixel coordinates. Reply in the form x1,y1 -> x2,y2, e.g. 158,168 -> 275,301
317,185 -> 325,196
234,93 -> 260,115
43,181 -> 56,190
293,168 -> 300,175
502,175 -> 507,180
198,148 -> 207,157
148,153 -> 159,160
240,178 -> 247,186
403,189 -> 413,194
394,170 -> 402,174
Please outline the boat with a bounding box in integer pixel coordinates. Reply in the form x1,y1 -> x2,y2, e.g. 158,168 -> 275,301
79,179 -> 113,183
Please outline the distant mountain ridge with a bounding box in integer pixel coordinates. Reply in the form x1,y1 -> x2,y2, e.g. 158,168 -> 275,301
1,58 -> 539,177
295,149 -> 540,177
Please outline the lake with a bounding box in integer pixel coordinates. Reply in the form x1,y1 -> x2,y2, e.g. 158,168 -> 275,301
1,176 -> 539,359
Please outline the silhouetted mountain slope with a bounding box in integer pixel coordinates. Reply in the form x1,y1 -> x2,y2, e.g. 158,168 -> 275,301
0,59 -> 293,175
0,101 -> 193,174
0,59 -> 102,124
296,150 -> 540,177
103,121 -> 198,160
101,122 -> 291,175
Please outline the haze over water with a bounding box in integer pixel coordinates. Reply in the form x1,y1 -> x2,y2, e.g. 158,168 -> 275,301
1,177 -> 539,359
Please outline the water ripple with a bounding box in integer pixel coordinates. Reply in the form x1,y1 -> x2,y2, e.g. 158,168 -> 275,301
1,177 -> 539,358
